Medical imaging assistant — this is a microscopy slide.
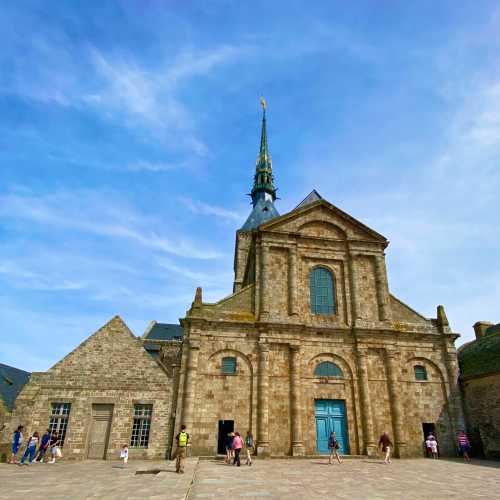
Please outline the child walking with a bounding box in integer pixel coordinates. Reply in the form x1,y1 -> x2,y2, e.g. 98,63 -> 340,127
120,444 -> 129,466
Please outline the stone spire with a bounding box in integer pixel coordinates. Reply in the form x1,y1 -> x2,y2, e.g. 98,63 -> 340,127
250,98 -> 277,207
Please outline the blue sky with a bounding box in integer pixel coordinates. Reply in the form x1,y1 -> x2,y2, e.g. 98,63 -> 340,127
1,1 -> 499,371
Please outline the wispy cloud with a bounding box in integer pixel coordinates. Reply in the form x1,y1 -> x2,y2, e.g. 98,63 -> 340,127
124,160 -> 185,172
179,196 -> 244,222
0,189 -> 224,260
157,257 -> 233,286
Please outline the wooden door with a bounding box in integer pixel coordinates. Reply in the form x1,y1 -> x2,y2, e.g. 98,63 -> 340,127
315,399 -> 349,454
88,404 -> 114,459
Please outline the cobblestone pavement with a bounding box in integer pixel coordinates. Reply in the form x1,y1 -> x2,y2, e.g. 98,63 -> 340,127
1,457 -> 499,499
0,458 -> 197,500
189,458 -> 500,500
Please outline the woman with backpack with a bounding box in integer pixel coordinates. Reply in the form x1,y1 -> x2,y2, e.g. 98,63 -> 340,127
244,430 -> 254,466
328,431 -> 342,464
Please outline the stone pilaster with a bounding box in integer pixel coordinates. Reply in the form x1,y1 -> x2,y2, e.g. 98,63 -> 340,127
444,351 -> 466,432
257,342 -> 270,456
374,255 -> 391,321
385,349 -> 407,457
289,345 -> 305,456
181,339 -> 199,433
348,253 -> 360,325
259,244 -> 269,320
288,246 -> 298,316
356,347 -> 376,457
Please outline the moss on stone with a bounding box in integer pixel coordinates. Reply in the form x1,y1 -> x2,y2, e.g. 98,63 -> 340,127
459,330 -> 500,380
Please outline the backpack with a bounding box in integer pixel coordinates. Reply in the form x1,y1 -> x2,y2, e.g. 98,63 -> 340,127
178,431 -> 188,447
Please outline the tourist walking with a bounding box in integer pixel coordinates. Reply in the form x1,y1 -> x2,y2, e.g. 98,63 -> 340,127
457,431 -> 471,462
244,430 -> 253,466
175,424 -> 189,473
20,431 -> 39,465
232,432 -> 244,467
328,431 -> 342,464
10,425 -> 24,464
225,432 -> 234,464
35,429 -> 51,463
378,431 -> 393,464
429,437 -> 438,459
120,444 -> 129,466
48,432 -> 61,464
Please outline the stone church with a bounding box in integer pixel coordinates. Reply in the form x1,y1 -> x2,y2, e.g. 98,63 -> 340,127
2,104 -> 465,460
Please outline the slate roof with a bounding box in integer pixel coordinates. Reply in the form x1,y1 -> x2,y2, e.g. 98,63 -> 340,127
0,363 -> 31,411
143,322 -> 184,341
458,325 -> 500,380
295,189 -> 323,209
240,198 -> 280,231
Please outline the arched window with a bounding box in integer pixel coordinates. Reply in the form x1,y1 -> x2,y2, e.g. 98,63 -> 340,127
414,365 -> 427,381
221,356 -> 236,374
314,361 -> 343,377
310,267 -> 335,315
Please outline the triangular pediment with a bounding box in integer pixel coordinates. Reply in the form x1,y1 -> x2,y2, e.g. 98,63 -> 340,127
260,198 -> 388,243
48,316 -> 168,381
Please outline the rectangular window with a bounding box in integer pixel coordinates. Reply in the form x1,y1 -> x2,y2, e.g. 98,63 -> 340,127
49,402 -> 71,447
130,404 -> 153,448
221,356 -> 236,374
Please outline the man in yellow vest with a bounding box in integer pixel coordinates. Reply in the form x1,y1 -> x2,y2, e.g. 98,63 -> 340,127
175,424 -> 190,473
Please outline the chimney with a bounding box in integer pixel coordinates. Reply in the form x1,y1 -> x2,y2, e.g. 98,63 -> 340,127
473,321 -> 493,340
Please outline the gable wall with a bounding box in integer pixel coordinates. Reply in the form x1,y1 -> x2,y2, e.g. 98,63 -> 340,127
2,317 -> 178,461
258,203 -> 388,327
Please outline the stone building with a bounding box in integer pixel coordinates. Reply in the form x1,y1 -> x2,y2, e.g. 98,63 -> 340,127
2,104 -> 466,460
0,364 -> 30,460
174,103 -> 465,458
1,317 -> 181,460
458,322 -> 500,459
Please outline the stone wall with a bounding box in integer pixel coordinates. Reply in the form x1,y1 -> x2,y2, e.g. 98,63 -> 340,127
462,373 -> 500,459
1,317 -> 175,461
177,199 -> 464,460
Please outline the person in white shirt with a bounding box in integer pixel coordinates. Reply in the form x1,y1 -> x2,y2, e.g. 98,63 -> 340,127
120,444 -> 129,466
429,437 -> 438,459
20,431 -> 39,465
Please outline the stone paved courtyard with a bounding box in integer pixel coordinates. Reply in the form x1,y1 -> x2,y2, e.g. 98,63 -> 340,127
1,457 -> 499,499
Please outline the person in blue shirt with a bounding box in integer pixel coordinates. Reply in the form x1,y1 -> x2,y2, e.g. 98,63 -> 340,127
35,429 -> 52,463
10,425 -> 24,464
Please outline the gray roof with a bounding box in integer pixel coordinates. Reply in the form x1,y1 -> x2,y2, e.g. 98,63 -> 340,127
295,189 -> 323,209
0,363 -> 31,411
144,323 -> 184,341
240,198 -> 280,231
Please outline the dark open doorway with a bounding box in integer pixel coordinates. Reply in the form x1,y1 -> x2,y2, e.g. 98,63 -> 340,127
218,420 -> 234,455
422,423 -> 436,457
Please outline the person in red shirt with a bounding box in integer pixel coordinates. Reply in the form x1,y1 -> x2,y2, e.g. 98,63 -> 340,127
457,431 -> 471,462
232,432 -> 244,467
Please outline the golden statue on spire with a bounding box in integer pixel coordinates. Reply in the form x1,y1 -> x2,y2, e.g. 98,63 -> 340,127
260,96 -> 267,110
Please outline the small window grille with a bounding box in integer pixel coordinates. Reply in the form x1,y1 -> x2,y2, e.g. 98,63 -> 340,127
130,404 -> 153,448
414,365 -> 428,381
49,403 -> 71,447
221,356 -> 237,374
314,361 -> 343,377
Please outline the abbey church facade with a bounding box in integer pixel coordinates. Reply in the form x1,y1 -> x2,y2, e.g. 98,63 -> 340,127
1,105 -> 465,460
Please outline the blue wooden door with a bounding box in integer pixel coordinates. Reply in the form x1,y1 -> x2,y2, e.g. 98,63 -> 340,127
315,399 -> 349,454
